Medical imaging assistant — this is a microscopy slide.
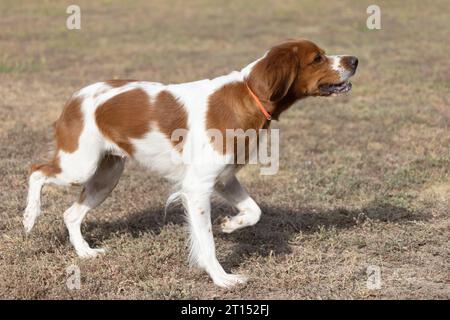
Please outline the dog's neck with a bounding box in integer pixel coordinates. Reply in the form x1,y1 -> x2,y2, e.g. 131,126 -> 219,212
238,56 -> 303,121
206,58 -> 304,136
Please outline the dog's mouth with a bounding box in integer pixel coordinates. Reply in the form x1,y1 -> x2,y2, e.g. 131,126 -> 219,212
319,80 -> 352,95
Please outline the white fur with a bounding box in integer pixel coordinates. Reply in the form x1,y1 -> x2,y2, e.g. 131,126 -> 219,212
215,175 -> 261,233
330,55 -> 353,81
23,171 -> 46,232
64,202 -> 106,258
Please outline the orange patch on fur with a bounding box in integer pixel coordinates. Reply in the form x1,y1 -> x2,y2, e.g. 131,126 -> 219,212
95,88 -> 152,155
95,88 -> 187,155
105,79 -> 137,88
54,96 -> 84,153
206,82 -> 268,156
153,90 -> 188,148
29,96 -> 83,177
30,156 -> 61,176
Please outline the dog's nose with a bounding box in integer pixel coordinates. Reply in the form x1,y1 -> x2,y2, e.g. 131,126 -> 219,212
348,56 -> 358,71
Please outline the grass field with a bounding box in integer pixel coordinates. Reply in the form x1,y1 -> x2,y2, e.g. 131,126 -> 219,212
0,0 -> 449,299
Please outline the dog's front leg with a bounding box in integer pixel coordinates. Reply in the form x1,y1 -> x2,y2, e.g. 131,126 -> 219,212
181,171 -> 247,288
215,174 -> 262,233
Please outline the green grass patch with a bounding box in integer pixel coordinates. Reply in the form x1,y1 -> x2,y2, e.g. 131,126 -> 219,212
0,60 -> 43,73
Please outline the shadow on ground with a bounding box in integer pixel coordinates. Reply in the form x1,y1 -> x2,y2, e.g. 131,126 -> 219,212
85,198 -> 430,269
221,201 -> 430,269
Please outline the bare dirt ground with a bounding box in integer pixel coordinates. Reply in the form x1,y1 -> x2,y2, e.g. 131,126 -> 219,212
0,0 -> 449,299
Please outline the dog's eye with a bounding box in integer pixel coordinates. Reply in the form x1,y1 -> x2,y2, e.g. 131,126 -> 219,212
313,53 -> 323,64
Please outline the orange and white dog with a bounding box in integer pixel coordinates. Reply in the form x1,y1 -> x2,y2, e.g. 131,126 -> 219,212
24,39 -> 357,288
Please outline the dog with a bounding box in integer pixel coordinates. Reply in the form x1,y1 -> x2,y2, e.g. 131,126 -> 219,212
24,39 -> 358,288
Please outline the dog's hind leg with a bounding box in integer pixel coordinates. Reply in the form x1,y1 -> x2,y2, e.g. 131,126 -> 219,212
63,155 -> 125,258
23,160 -> 62,233
215,174 -> 261,233
24,146 -> 104,233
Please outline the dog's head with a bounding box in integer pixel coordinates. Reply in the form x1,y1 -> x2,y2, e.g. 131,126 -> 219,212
248,39 -> 358,102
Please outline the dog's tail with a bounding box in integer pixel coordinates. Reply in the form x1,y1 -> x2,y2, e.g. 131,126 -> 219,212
164,191 -> 183,223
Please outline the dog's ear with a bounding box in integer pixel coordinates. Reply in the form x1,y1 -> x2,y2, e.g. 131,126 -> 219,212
248,45 -> 300,103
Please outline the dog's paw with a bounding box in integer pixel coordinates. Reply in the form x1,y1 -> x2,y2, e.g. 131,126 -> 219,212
23,208 -> 39,234
76,247 -> 106,259
219,215 -> 245,234
212,273 -> 248,288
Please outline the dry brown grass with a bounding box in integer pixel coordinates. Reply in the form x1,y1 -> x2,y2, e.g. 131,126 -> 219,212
0,0 -> 449,299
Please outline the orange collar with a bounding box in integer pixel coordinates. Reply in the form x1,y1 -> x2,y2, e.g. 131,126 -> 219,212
245,82 -> 272,121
